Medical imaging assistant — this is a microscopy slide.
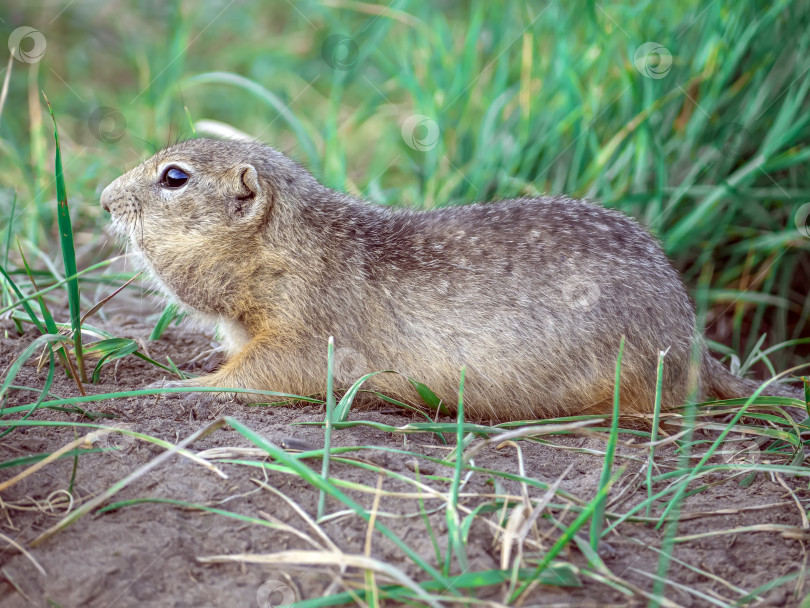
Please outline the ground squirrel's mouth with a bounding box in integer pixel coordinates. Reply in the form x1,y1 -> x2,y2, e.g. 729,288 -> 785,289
104,207 -> 149,268
106,214 -> 137,242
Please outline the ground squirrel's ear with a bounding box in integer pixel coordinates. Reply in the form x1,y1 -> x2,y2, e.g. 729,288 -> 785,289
228,164 -> 263,219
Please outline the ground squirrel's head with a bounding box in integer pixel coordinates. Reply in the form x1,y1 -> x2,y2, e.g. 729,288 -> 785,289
100,138 -> 315,242
100,138 -> 316,313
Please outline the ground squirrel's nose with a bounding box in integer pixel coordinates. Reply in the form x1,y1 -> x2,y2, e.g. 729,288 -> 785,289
100,182 -> 113,212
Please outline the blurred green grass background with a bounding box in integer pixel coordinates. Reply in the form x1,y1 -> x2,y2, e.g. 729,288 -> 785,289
0,0 -> 808,373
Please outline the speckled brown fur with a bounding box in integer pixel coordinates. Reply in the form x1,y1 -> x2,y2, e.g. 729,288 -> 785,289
100,138 -> 802,420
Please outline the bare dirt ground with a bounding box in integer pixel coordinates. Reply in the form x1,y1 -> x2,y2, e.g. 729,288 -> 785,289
0,308 -> 807,608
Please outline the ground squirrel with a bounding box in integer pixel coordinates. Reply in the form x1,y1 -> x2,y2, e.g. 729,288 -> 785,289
100,138 -> 803,420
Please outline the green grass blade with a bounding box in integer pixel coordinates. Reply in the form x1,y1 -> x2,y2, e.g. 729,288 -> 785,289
0,345 -> 55,439
15,242 -> 78,384
3,193 -> 15,268
149,302 -> 182,340
317,337 -> 336,521
88,338 -> 140,383
444,367 -> 468,575
43,94 -> 86,383
0,263 -> 47,335
589,336 -> 624,553
16,243 -> 59,336
332,370 -> 391,422
646,349 -> 667,517
409,378 -> 451,416
0,333 -> 74,407
132,351 -> 192,376
415,461 -> 442,566
656,383 -> 778,528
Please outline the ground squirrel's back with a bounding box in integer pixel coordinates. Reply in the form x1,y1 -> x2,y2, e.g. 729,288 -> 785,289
100,138 -> 803,420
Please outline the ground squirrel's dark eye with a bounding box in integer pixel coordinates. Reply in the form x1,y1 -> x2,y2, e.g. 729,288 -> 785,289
160,166 -> 189,189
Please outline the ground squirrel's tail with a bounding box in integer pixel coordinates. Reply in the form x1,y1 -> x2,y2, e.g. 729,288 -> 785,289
701,354 -> 805,402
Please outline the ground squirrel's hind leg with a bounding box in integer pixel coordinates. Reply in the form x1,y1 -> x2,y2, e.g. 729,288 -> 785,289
148,336 -> 323,404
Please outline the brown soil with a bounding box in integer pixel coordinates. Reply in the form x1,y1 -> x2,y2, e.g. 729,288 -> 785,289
0,305 -> 807,608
